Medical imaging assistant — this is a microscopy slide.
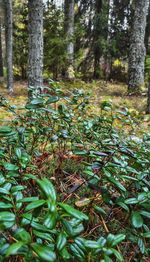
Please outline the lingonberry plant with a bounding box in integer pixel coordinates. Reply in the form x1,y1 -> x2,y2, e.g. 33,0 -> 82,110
0,81 -> 149,261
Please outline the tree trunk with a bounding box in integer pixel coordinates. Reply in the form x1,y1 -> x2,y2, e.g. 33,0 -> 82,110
21,66 -> 27,80
0,21 -> 3,77
145,5 -> 150,55
147,79 -> 150,113
28,0 -> 43,91
128,0 -> 149,94
64,0 -> 75,80
93,0 -> 103,79
4,0 -> 13,92
105,0 -> 113,81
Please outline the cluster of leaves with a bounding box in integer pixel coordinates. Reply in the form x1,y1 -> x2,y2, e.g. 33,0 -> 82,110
0,172 -> 125,262
0,81 -> 150,261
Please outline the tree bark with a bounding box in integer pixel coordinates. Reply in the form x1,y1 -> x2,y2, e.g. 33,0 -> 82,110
145,5 -> 150,55
105,0 -> 113,81
64,0 -> 75,80
147,80 -> 150,113
0,21 -> 3,77
28,0 -> 43,91
4,0 -> 13,92
93,0 -> 103,79
128,0 -> 149,94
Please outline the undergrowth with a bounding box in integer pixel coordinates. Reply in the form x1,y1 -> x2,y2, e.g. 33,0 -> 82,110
0,81 -> 149,261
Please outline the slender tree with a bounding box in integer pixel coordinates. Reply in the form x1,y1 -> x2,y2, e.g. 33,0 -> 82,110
145,4 -> 150,55
4,0 -> 13,92
146,5 -> 150,113
93,0 -> 102,79
28,0 -> 43,91
64,0 -> 75,79
0,20 -> 3,77
13,1 -> 28,80
105,0 -> 113,80
128,0 -> 149,94
147,80 -> 150,113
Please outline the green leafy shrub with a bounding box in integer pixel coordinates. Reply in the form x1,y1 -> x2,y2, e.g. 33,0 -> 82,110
0,172 -> 125,261
0,81 -> 149,261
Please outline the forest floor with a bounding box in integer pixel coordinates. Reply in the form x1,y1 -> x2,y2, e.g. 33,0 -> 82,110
0,80 -> 149,133
0,81 -> 150,261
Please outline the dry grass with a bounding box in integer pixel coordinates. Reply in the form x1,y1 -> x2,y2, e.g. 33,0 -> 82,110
62,80 -> 147,113
0,81 -> 28,123
0,80 -> 149,132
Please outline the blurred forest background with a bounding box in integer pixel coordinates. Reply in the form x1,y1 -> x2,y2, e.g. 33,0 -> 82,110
0,0 -> 150,110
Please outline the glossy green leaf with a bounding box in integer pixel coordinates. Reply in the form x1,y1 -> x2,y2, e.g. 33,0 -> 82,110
138,238 -> 145,254
111,234 -> 125,246
25,200 -> 46,211
44,212 -> 57,229
57,232 -> 67,251
70,243 -> 85,261
30,98 -> 44,105
71,222 -> 84,236
74,150 -> 88,156
59,203 -> 88,221
3,163 -> 19,171
143,231 -> 150,238
0,126 -> 12,133
139,210 -> 150,218
0,221 -> 16,230
6,242 -> 24,257
33,230 -> 53,241
18,197 -> 39,203
15,148 -> 22,159
47,199 -> 56,213
84,240 -> 100,249
0,174 -> 5,185
106,177 -> 126,192
62,220 -> 73,236
111,248 -> 123,261
14,228 -> 31,243
0,202 -> 13,209
0,243 -> 10,255
37,178 -> 56,202
31,221 -> 52,232
131,212 -> 143,228
97,237 -> 107,247
125,198 -> 138,205
107,234 -> 115,246
74,238 -> 86,252
94,205 -> 106,215
0,188 -> 10,195
117,202 -> 129,212
60,247 -> 71,260
15,191 -> 23,210
0,127 -> 15,137
47,96 -> 59,104
103,255 -> 113,262
31,243 -> 56,262
0,212 -> 15,222
11,186 -> 25,193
